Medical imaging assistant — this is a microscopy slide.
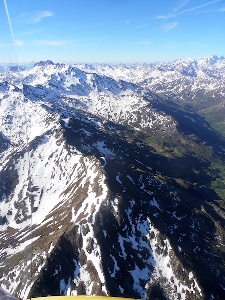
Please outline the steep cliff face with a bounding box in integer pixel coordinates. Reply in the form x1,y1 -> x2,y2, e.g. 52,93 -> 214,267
0,59 -> 225,299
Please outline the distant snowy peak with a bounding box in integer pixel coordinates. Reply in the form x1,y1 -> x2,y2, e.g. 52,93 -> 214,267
196,54 -> 225,66
20,63 -> 175,135
75,55 -> 225,82
65,55 -> 225,104
22,64 -> 139,96
2,55 -> 224,141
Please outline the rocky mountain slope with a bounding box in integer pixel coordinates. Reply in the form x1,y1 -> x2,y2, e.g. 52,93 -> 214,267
77,55 -> 225,137
0,57 -> 225,299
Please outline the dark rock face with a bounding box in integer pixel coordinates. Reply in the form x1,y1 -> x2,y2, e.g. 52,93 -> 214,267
0,58 -> 225,299
34,60 -> 54,67
0,132 -> 10,153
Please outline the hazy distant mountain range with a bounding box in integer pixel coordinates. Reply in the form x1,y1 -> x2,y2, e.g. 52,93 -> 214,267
0,55 -> 225,299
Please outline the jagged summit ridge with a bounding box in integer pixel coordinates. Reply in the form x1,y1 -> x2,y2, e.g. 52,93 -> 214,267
0,57 -> 225,299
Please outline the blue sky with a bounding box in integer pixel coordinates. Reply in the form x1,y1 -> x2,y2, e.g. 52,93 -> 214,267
1,0 -> 225,63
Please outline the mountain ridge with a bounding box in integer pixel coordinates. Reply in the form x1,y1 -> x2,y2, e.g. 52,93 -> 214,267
0,56 -> 225,299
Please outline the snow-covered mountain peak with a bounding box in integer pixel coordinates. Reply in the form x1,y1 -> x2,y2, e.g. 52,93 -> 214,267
196,54 -> 224,66
33,60 -> 55,67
